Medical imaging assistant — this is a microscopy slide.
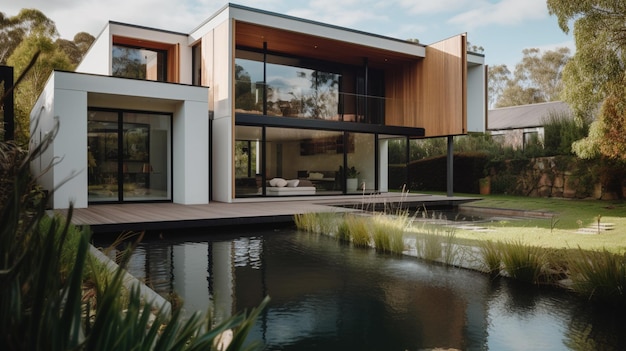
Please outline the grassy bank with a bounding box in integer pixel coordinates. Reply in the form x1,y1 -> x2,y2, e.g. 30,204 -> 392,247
436,193 -> 626,253
294,194 -> 626,304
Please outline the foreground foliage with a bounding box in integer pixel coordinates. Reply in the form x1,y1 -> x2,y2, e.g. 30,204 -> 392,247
0,126 -> 267,350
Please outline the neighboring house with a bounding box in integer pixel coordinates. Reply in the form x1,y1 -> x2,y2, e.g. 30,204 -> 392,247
488,101 -> 572,150
30,3 -> 486,209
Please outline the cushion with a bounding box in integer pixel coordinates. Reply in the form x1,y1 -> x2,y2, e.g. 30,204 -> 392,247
287,179 -> 300,187
308,172 -> 324,179
298,179 -> 314,187
269,177 -> 288,187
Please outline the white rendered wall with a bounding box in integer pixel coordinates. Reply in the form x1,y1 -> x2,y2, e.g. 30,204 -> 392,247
378,140 -> 389,192
467,59 -> 487,133
211,117 -> 232,202
30,75 -> 58,204
52,89 -> 89,208
173,100 -> 209,205
75,25 -> 111,75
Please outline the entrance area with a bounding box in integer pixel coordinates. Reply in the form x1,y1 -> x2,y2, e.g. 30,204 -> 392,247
87,108 -> 171,203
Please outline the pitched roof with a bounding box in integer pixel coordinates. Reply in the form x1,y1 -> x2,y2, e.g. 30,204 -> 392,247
488,101 -> 572,130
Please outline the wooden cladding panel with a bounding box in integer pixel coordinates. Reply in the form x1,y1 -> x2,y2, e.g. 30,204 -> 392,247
384,34 -> 467,137
418,34 -> 467,137
385,63 -> 420,127
234,21 -> 418,69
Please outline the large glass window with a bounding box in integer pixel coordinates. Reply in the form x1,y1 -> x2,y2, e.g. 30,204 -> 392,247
235,125 -> 379,197
265,61 -> 339,119
234,126 -> 263,197
88,109 -> 171,203
112,45 -> 167,81
235,49 -> 385,123
346,132 -> 375,193
235,56 -> 264,114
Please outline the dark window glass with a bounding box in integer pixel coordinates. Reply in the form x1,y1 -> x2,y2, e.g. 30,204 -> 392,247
112,45 -> 167,81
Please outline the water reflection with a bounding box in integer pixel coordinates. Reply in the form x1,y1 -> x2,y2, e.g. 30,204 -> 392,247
97,228 -> 626,351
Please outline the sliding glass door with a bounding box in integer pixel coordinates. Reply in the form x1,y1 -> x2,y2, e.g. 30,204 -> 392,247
88,109 -> 171,203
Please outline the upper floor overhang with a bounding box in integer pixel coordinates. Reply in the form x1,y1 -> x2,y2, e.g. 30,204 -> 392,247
190,3 -> 426,69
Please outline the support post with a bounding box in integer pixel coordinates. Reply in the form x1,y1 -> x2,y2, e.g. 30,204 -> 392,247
447,135 -> 453,197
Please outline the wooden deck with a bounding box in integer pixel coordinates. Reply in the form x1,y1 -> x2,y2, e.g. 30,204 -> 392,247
63,193 -> 478,234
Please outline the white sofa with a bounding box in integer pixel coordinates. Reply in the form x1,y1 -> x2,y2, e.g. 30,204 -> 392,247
260,178 -> 316,196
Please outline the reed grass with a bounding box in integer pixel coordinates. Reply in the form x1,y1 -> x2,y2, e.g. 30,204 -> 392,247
441,227 -> 458,266
419,232 -> 443,261
294,212 -> 318,232
499,239 -> 547,284
568,248 -> 626,305
371,214 -> 406,254
345,214 -> 371,248
480,240 -> 502,276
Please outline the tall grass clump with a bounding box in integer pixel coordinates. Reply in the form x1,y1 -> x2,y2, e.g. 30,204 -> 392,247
336,219 -> 351,243
441,227 -> 458,266
344,214 -> 371,248
419,232 -> 443,261
317,212 -> 338,235
372,219 -> 391,253
480,240 -> 502,276
294,212 -> 319,232
568,248 -> 626,305
371,214 -> 406,254
500,240 -> 547,284
294,212 -> 339,235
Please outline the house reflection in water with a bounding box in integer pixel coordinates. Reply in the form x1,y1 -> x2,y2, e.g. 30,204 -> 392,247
116,232 -> 491,350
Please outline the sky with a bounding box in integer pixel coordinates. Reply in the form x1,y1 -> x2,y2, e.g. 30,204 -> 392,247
3,0 -> 574,69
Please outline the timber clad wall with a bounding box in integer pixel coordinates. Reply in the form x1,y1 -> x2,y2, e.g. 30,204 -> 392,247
384,35 -> 467,137
385,63 -> 420,128
418,34 -> 467,137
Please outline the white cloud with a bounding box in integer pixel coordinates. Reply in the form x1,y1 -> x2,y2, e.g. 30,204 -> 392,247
397,0 -> 475,15
448,0 -> 547,29
286,0 -> 388,28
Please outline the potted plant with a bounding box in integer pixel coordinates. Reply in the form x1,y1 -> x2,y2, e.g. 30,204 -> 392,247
339,166 -> 360,191
479,176 -> 491,195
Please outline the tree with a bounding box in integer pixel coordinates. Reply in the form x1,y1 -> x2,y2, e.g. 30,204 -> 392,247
2,9 -> 94,145
56,32 -> 95,65
0,9 -> 57,64
548,0 -> 626,160
487,64 -> 511,108
7,34 -> 73,145
495,47 -> 570,107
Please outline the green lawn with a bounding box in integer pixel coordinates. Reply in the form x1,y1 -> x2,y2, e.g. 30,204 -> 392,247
414,193 -> 626,253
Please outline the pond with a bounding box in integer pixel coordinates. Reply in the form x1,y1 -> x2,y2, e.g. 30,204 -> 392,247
97,227 -> 626,351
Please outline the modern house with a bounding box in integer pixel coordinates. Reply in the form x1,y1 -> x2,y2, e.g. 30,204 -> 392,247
488,101 -> 572,150
30,3 -> 486,209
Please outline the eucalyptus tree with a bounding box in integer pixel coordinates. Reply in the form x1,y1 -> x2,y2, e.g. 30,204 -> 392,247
548,0 -> 626,160
0,9 -> 56,64
495,47 -> 570,107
